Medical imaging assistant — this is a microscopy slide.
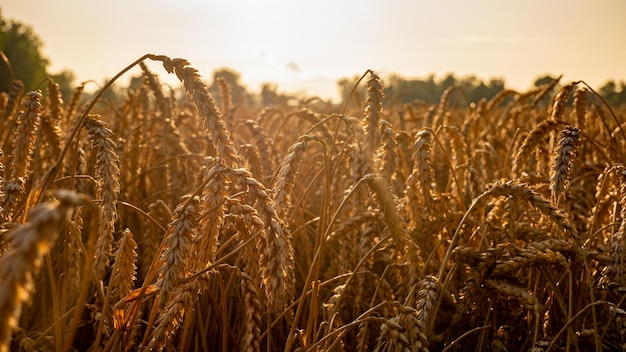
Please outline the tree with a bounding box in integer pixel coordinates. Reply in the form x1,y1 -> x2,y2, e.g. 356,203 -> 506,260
49,69 -> 76,101
533,74 -> 559,88
599,80 -> 626,106
0,10 -> 49,92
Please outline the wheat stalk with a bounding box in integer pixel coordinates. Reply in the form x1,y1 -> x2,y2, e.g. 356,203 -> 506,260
140,200 -> 171,281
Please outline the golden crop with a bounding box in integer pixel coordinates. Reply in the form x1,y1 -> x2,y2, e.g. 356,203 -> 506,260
0,55 -> 624,351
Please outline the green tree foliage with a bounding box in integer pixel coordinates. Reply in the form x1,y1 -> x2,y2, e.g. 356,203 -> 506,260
599,80 -> 626,106
0,10 -> 49,92
533,74 -> 559,88
49,69 -> 76,100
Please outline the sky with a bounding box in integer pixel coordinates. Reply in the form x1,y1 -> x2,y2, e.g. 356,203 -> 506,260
2,0 -> 625,101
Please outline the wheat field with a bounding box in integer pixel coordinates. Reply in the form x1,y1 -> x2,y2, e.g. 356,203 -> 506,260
0,54 -> 625,351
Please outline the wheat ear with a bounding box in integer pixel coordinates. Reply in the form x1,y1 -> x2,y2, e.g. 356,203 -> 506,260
406,129 -> 435,213
46,78 -> 65,122
363,71 -> 384,161
245,119 -> 274,179
64,81 -> 85,122
488,181 -> 579,243
148,55 -> 241,168
157,196 -> 199,307
239,144 -> 264,181
194,162 -> 229,269
147,272 -> 212,352
0,190 -> 81,352
549,126 -> 580,198
374,306 -> 429,352
217,76 -> 232,116
110,228 -> 138,302
512,120 -> 567,177
140,62 -> 191,157
240,270 -> 263,352
3,90 -> 42,221
549,83 -> 574,121
41,79 -> 64,157
378,120 -> 399,183
573,86 -> 587,130
83,115 -> 121,280
94,228 -> 138,348
232,167 -> 295,314
531,74 -> 562,108
1,80 -> 23,126
65,209 -> 84,297
484,89 -> 518,114
272,135 -> 316,220
415,275 -> 438,338
365,174 -> 423,288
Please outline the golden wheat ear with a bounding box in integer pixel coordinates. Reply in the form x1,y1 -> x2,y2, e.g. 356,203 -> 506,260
3,90 -> 42,222
0,190 -> 83,352
549,125 -> 580,200
83,115 -> 121,281
363,71 -> 384,162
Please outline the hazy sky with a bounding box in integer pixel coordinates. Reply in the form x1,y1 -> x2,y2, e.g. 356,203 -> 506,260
2,0 -> 625,101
